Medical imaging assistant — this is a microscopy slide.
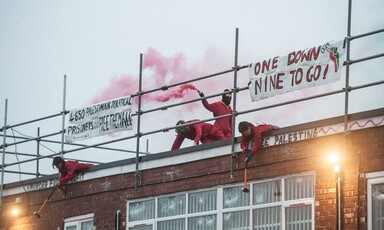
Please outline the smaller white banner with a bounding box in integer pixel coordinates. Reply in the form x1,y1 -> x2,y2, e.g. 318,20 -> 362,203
249,40 -> 346,101
65,96 -> 133,142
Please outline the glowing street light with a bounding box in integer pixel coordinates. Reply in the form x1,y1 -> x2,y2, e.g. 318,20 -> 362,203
328,152 -> 340,173
11,207 -> 20,216
328,150 -> 341,230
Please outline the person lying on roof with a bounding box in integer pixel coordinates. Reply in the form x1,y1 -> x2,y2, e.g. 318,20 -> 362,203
171,119 -> 225,150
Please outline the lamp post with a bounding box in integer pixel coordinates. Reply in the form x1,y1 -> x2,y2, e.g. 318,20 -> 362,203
329,153 -> 341,230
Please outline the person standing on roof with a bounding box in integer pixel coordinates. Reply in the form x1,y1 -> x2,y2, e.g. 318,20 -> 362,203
238,121 -> 279,162
171,120 -> 225,150
52,156 -> 94,187
197,89 -> 233,139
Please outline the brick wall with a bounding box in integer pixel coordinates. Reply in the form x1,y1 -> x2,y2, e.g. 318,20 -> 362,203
1,125 -> 383,229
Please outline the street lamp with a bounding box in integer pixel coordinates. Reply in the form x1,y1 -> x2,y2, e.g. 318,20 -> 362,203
328,152 -> 341,230
11,207 -> 20,216
328,153 -> 340,173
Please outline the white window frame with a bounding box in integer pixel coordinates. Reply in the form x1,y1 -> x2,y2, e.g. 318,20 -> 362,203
367,171 -> 384,230
126,172 -> 315,230
63,213 -> 94,230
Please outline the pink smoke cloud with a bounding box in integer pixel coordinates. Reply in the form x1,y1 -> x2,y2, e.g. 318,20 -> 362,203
91,47 -> 228,109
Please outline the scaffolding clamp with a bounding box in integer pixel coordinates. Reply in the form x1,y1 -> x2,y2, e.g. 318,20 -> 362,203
343,86 -> 353,92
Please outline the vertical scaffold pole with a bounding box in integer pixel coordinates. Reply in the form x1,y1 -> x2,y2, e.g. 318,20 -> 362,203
0,99 -> 8,208
135,54 -> 144,190
230,28 -> 240,178
36,127 -> 41,178
60,75 -> 67,158
338,1 -> 353,230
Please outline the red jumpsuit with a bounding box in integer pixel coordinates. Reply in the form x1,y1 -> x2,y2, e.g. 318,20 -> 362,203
240,124 -> 274,154
201,99 -> 232,138
171,120 -> 225,150
58,161 -> 93,186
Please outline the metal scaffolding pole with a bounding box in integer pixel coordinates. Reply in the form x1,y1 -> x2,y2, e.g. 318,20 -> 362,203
0,99 -> 8,208
338,1 -> 353,229
36,127 -> 41,177
130,68 -> 235,98
135,53 -> 144,189
0,112 -> 62,132
60,75 -> 67,158
0,133 -> 146,154
230,28 -> 240,178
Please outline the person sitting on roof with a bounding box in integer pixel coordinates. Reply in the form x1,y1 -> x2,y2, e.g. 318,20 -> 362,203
52,156 -> 94,187
171,119 -> 225,150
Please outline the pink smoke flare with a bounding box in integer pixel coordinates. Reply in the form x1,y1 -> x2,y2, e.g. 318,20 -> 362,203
155,84 -> 197,102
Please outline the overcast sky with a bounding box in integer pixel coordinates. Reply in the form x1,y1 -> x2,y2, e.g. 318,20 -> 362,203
1,0 -> 383,183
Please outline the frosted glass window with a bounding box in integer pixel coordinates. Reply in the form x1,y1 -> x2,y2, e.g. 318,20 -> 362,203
157,218 -> 185,230
126,173 -> 315,230
223,210 -> 249,230
253,206 -> 281,230
64,214 -> 93,230
129,199 -> 155,221
80,221 -> 93,230
285,205 -> 312,230
189,190 -> 217,213
253,180 -> 282,205
158,195 -> 186,217
128,225 -> 152,230
285,175 -> 314,200
188,214 -> 216,230
223,185 -> 250,208
372,183 -> 384,230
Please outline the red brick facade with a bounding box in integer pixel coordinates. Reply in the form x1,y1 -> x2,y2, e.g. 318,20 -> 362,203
1,123 -> 383,230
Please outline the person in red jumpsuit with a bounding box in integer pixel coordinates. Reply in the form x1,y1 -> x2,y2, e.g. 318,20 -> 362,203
198,89 -> 233,139
238,121 -> 279,162
171,120 -> 225,150
52,156 -> 93,187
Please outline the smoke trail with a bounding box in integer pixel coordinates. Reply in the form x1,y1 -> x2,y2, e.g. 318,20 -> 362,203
91,47 -> 205,106
155,83 -> 197,102
91,73 -> 139,104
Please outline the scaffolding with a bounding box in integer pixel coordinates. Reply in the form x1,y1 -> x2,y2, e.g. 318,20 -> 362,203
1,4 -> 384,229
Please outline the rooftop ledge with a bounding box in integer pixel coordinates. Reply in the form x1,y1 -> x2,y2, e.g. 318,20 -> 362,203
2,108 -> 384,196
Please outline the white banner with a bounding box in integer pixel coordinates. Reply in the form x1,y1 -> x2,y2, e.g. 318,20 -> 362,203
65,96 -> 133,142
249,40 -> 346,101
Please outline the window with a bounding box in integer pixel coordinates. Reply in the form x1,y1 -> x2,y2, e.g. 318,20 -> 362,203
367,173 -> 384,230
63,213 -> 94,230
189,190 -> 217,213
127,173 -> 314,229
128,199 -> 155,222
128,225 -> 152,230
285,204 -> 312,230
158,195 -> 186,217
253,180 -> 281,205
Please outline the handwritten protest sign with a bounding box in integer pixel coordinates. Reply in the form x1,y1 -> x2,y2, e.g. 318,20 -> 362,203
249,40 -> 346,101
65,96 -> 132,142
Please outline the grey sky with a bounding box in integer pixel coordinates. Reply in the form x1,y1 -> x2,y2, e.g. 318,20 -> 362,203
1,0 -> 383,183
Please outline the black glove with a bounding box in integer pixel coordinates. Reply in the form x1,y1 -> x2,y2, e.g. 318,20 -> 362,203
245,150 -> 255,162
197,90 -> 205,97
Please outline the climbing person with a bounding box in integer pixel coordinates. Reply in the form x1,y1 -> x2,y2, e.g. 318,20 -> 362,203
238,121 -> 279,162
52,156 -> 93,188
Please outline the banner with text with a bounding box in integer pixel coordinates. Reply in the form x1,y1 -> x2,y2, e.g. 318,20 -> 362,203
65,96 -> 133,142
249,40 -> 346,101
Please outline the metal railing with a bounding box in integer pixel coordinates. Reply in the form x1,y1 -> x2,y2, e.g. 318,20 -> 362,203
1,14 -> 383,211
